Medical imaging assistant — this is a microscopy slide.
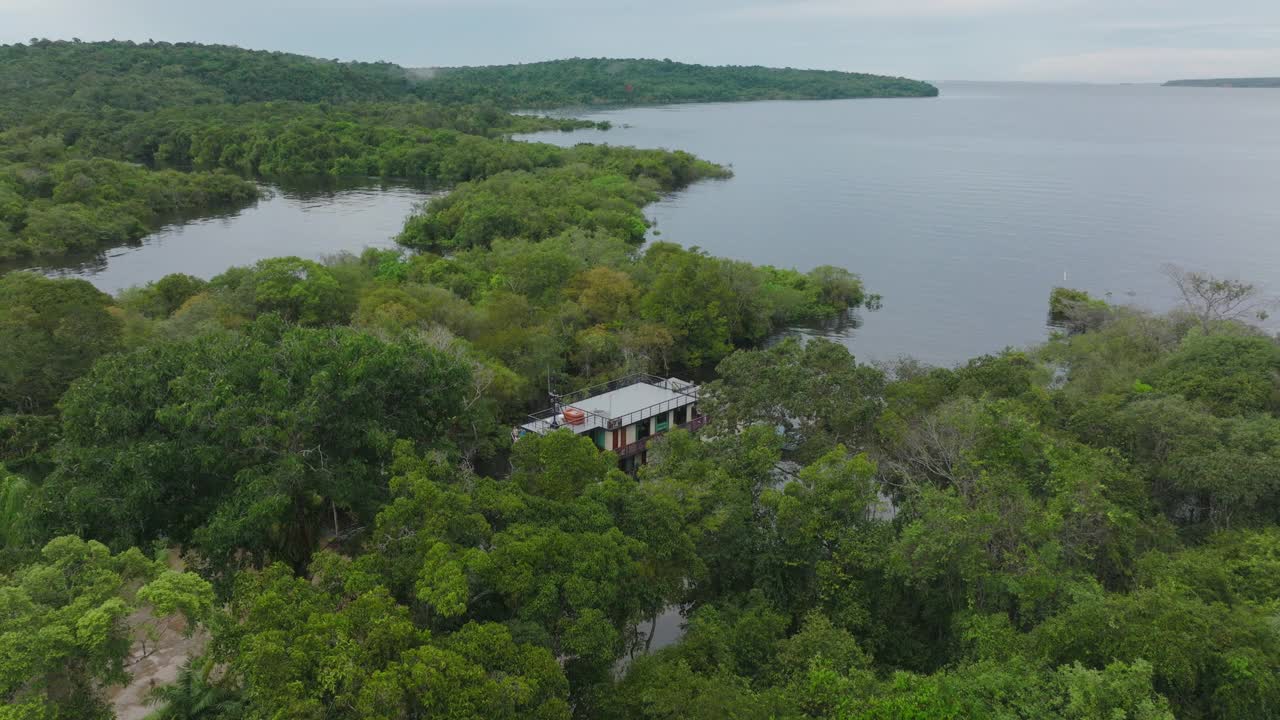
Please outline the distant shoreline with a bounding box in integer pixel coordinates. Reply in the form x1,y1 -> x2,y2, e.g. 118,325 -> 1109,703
1164,77 -> 1280,88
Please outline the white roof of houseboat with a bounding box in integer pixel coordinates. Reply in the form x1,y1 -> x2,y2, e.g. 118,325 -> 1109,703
576,381 -> 692,421
520,377 -> 697,435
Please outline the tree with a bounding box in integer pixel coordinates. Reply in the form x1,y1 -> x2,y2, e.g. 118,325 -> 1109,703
123,273 -> 209,319
0,464 -> 35,552
0,272 -> 122,414
756,447 -> 881,619
211,257 -> 353,326
145,658 -> 244,719
353,444 -> 681,697
824,658 -> 1173,720
704,338 -> 885,461
1048,287 -> 1110,333
0,536 -> 213,720
1163,264 -> 1278,332
41,319 -> 476,574
571,266 -> 638,324
1031,582 -> 1280,719
209,559 -> 571,719
1146,333 -> 1280,416
510,429 -> 619,501
637,244 -> 733,368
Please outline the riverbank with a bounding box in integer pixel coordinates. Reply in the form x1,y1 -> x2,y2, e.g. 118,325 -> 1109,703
519,83 -> 1280,365
4,180 -> 432,293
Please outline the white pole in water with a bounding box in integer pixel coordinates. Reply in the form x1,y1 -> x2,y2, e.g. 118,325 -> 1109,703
1063,271 -> 1068,284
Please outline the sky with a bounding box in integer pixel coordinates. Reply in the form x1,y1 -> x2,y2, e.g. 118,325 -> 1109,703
2,0 -> 1278,83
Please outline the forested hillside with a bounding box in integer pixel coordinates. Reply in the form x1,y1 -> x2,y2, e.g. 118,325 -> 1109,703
4,38 -> 1278,720
0,40 -> 419,123
420,58 -> 940,106
0,40 -> 937,127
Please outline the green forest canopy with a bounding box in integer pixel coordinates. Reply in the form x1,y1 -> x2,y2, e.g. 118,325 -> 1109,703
0,40 -> 937,126
3,37 -> 1278,720
419,58 -> 940,107
8,265 -> 1280,720
0,40 -> 934,259
0,40 -> 933,259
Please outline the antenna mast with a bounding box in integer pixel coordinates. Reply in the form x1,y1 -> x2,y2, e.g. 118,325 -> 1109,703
547,368 -> 563,416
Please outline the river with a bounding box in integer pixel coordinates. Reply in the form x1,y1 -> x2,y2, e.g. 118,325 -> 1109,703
9,178 -> 431,295
524,82 -> 1280,365
13,83 -> 1280,365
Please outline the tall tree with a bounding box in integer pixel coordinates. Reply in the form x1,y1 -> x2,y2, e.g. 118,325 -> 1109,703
0,536 -> 213,720
0,272 -> 121,414
41,318 -> 475,574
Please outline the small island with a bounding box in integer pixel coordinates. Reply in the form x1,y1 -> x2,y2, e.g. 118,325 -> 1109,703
1164,77 -> 1280,88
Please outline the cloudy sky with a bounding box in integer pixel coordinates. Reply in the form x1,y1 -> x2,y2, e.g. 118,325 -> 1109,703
2,0 -> 1278,83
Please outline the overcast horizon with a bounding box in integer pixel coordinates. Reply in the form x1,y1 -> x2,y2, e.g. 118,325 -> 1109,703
2,0 -> 1278,84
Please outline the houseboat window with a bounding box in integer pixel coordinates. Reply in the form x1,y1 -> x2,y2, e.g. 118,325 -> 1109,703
636,418 -> 651,440
655,411 -> 670,433
674,405 -> 688,425
592,428 -> 607,450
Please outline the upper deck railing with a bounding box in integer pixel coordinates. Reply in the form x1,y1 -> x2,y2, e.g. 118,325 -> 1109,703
607,395 -> 693,431
558,373 -> 696,406
524,374 -> 699,433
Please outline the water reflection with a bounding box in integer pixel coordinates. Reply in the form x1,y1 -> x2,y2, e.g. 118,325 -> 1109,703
3,197 -> 261,278
796,306 -> 866,338
768,307 -> 867,350
5,177 -> 433,294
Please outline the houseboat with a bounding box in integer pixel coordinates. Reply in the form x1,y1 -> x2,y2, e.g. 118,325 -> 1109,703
514,373 -> 707,472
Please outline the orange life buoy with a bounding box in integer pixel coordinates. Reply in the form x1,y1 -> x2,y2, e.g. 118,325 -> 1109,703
563,407 -> 586,425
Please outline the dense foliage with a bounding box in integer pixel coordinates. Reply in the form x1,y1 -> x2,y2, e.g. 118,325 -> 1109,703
0,40 -> 931,259
5,36 -> 1276,720
0,272 -> 123,413
0,41 -> 607,258
0,135 -> 257,258
0,41 -> 936,127
0,40 -> 443,125
0,536 -> 212,719
397,149 -> 728,252
422,58 -> 939,107
7,261 -> 1280,719
40,318 -> 475,578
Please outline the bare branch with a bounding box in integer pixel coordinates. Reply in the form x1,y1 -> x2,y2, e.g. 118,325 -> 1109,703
1162,264 -> 1278,332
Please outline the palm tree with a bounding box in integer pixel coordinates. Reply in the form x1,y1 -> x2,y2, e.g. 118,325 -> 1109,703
144,659 -> 243,720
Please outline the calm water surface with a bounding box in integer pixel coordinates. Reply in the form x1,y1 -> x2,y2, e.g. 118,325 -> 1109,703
15,84 -> 1280,365
525,82 -> 1280,364
16,179 -> 430,294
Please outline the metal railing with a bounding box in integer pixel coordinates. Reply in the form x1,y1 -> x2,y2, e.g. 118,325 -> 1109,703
556,373 -> 696,407
606,395 -> 694,431
616,415 -> 709,459
524,374 -> 699,431
524,404 -> 611,431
